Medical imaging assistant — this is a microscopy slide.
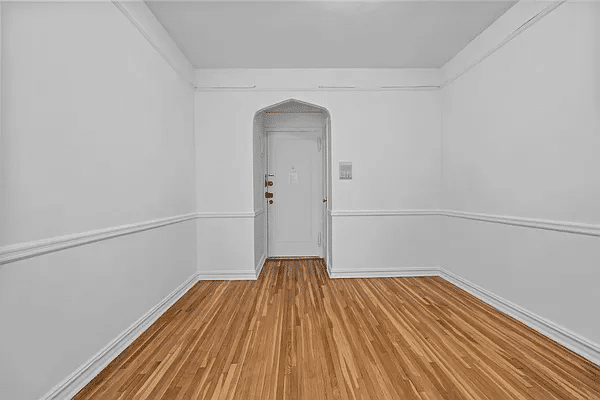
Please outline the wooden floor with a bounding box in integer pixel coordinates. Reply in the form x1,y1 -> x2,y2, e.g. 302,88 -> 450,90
76,259 -> 600,399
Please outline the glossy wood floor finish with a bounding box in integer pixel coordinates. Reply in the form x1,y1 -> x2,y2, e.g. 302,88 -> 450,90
76,259 -> 600,399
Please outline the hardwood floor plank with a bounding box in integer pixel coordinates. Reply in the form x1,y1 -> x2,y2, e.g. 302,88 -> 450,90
74,259 -> 600,399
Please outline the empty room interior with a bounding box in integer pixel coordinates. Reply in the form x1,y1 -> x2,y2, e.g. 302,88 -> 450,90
1,0 -> 600,399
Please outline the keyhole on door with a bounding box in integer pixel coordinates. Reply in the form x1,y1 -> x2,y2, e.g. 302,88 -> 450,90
269,200 -> 273,204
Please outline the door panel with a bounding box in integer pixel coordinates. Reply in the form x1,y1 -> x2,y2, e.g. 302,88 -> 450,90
267,131 -> 323,257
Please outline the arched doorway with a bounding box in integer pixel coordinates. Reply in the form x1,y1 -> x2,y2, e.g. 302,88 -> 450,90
253,99 -> 332,269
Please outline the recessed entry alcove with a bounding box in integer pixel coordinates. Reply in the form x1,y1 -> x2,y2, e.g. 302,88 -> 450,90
252,99 -> 333,267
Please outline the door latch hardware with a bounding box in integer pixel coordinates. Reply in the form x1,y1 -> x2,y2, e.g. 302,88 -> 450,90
268,181 -> 273,186
265,192 -> 273,198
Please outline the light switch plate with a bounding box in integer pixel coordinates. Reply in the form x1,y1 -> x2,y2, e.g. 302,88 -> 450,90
339,162 -> 352,179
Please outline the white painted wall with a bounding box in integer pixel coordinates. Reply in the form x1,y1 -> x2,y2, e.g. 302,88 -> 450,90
441,2 -> 600,345
195,84 -> 442,275
0,2 -> 196,399
0,2 -> 3,226
334,215 -> 440,274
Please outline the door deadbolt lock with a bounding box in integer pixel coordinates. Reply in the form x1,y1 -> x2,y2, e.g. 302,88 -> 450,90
267,181 -> 273,186
269,200 -> 273,204
265,192 -> 273,198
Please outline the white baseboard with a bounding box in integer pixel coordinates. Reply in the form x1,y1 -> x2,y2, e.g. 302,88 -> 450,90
196,270 -> 257,280
438,268 -> 600,367
329,267 -> 439,279
255,253 -> 267,279
39,272 -> 200,400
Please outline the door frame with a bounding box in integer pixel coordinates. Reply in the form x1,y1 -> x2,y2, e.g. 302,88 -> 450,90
265,128 -> 325,258
253,99 -> 332,270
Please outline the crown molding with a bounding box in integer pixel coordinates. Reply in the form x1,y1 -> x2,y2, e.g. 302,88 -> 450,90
441,0 -> 566,88
111,0 -> 196,88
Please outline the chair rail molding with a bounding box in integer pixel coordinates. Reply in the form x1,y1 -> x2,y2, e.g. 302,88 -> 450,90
294,208 -> 599,236
0,213 -> 198,266
330,209 -> 440,217
441,0 -> 565,87
441,210 -> 600,237
196,211 -> 257,218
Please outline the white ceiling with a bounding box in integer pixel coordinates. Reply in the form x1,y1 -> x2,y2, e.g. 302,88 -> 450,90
146,1 -> 515,69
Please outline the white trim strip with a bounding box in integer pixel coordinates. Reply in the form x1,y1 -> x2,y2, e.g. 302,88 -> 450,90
380,85 -> 440,90
329,209 -> 600,237
0,213 -> 197,266
4,208 -> 597,267
442,210 -> 600,237
0,211 -> 265,266
196,211 -> 256,218
438,268 -> 600,367
330,209 -> 440,217
195,86 -> 441,92
196,270 -> 257,281
329,267 -> 439,279
195,85 -> 256,90
39,272 -> 200,400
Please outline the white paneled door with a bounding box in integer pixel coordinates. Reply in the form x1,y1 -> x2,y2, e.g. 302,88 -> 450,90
267,130 -> 324,257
